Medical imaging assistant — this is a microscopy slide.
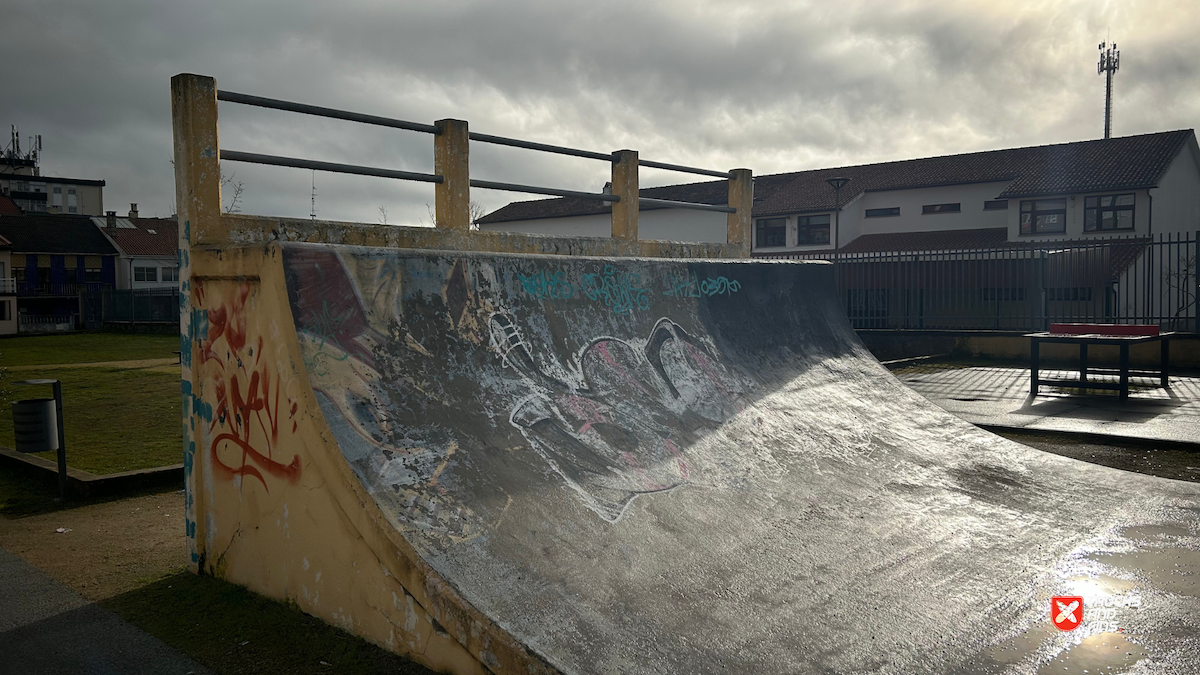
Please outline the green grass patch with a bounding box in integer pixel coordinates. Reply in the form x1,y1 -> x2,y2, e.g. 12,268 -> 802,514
0,332 -> 179,367
102,572 -> 442,675
0,463 -> 64,516
0,366 -> 180,474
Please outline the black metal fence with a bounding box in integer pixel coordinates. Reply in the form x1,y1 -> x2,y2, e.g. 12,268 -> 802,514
782,232 -> 1197,332
85,288 -> 181,327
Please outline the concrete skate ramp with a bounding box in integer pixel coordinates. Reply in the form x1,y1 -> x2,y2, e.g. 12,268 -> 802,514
281,242 -> 1200,674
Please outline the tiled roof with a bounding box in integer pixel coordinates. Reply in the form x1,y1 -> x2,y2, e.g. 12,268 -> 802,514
0,193 -> 21,215
0,233 -> 10,247
103,217 -> 179,257
480,130 -> 1195,223
0,213 -> 118,255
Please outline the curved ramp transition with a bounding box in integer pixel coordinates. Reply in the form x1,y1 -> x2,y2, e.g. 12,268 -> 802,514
254,243 -> 1200,673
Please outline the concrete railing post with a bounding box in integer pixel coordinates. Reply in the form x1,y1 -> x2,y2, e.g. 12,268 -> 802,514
171,73 -> 222,573
434,119 -> 470,230
727,168 -> 753,258
610,150 -> 639,241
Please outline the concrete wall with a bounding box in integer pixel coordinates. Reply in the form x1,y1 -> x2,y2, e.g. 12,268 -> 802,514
479,207 -> 728,243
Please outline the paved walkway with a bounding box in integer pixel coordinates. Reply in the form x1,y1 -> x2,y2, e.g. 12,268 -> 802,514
898,366 -> 1200,445
0,545 -> 210,675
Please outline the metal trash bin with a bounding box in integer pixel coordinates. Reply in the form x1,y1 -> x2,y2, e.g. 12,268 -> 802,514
12,398 -> 60,453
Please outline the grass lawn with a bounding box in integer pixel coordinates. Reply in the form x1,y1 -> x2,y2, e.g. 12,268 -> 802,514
0,365 -> 180,474
0,332 -> 179,367
102,572 -> 441,675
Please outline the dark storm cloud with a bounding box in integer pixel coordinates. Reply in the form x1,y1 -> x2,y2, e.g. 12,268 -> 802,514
2,1 -> 1198,224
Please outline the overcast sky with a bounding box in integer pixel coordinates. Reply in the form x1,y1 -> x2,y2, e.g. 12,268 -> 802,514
3,0 -> 1198,225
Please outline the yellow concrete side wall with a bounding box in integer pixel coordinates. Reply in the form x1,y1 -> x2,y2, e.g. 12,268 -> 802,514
183,245 -> 555,675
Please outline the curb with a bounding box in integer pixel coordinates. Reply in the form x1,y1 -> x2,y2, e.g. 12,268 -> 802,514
976,424 -> 1200,453
0,446 -> 183,499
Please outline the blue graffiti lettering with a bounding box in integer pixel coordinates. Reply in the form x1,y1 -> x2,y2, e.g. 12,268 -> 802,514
698,276 -> 741,296
516,269 -> 575,300
580,264 -> 650,315
662,271 -> 701,298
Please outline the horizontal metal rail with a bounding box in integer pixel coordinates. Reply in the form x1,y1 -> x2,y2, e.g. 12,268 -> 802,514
219,90 -> 732,180
217,90 -> 441,134
639,197 -> 736,213
638,159 -> 733,179
468,132 -> 612,162
470,179 -> 618,202
219,150 -> 442,184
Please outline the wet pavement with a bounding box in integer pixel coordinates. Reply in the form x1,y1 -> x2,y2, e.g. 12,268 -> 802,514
897,366 -> 1200,446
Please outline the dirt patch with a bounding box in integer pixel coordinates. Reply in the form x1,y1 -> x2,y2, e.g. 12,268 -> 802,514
0,488 -> 185,601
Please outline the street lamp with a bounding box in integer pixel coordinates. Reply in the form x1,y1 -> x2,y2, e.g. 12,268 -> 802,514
825,176 -> 851,275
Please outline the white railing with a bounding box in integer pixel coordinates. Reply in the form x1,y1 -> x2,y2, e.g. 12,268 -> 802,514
0,277 -> 14,294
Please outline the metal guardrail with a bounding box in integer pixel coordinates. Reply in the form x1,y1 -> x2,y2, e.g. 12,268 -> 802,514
0,277 -> 14,294
16,282 -> 109,297
771,232 -> 1198,332
215,88 -> 735,212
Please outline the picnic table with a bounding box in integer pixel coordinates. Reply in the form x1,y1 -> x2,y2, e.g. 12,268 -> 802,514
1025,323 -> 1173,399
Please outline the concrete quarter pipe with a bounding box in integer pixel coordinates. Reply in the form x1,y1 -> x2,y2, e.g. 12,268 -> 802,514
189,241 -> 1200,674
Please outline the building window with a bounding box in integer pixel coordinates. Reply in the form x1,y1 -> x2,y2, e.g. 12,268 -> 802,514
161,267 -> 179,282
865,207 -> 900,218
984,200 -> 1008,210
64,268 -> 78,285
51,186 -> 62,207
1020,199 -> 1067,234
922,203 -> 961,214
1047,287 -> 1093,302
134,266 -> 158,282
1084,193 -> 1134,231
797,214 -> 831,245
755,218 -> 787,248
0,300 -> 7,321
84,268 -> 102,283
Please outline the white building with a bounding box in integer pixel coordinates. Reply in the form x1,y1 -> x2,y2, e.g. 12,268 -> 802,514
478,130 -> 1200,254
94,205 -> 179,290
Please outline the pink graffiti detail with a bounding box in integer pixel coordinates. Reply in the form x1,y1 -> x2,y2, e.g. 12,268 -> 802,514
593,341 -> 655,398
663,438 -> 689,480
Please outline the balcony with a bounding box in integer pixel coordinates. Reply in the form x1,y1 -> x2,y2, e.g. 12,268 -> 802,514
16,282 -> 110,297
0,277 -> 14,294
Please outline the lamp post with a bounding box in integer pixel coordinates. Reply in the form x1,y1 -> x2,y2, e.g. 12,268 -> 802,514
825,177 -> 851,285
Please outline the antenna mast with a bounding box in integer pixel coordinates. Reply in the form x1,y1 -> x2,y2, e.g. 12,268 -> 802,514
1098,41 -> 1120,139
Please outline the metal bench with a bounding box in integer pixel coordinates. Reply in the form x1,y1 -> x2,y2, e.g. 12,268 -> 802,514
1025,323 -> 1173,399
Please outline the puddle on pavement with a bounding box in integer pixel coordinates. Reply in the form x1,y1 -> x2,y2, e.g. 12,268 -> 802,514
963,575 -> 1143,673
1035,632 -> 1148,674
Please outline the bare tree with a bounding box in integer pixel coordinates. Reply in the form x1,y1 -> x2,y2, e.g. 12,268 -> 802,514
423,201 -> 487,229
469,201 -> 486,231
221,171 -> 245,214
378,206 -> 389,225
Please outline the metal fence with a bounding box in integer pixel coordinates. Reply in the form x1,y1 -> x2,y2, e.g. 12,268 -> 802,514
87,288 -> 181,326
779,232 -> 1197,332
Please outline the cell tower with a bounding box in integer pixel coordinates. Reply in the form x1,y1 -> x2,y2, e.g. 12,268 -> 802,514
1098,41 -> 1120,139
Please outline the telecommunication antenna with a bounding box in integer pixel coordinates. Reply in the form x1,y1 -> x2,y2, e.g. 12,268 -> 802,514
1098,41 -> 1120,139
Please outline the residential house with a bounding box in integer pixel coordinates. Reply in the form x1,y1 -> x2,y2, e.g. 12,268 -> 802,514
94,205 -> 179,290
480,130 -> 1200,250
0,233 -> 14,335
0,213 -> 118,332
479,130 -> 1200,330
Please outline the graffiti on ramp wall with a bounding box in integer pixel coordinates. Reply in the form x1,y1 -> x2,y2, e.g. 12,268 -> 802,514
282,245 -> 751,530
